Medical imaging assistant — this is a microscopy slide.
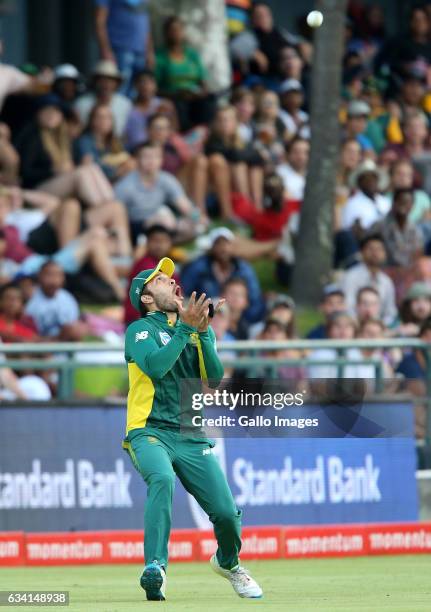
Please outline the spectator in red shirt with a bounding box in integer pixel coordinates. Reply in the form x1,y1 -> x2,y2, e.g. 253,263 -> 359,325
0,284 -> 39,343
124,225 -> 180,325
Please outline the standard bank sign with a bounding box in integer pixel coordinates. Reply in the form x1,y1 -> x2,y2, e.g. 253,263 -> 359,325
0,460 -> 132,510
0,404 -> 418,530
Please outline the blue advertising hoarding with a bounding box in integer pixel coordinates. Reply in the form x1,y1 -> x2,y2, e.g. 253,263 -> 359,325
0,403 -> 418,531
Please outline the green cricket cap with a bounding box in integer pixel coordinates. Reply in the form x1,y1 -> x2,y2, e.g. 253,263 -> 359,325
129,257 -> 175,311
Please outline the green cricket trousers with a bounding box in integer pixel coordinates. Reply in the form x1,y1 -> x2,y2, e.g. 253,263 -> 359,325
125,427 -> 242,570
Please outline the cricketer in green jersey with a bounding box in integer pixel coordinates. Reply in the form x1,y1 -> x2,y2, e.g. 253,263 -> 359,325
123,257 -> 263,600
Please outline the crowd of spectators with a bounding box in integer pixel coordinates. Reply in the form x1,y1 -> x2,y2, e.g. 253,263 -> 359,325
1,0 -> 431,418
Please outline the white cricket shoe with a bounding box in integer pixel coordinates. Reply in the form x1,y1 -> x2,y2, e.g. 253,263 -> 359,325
210,553 -> 263,598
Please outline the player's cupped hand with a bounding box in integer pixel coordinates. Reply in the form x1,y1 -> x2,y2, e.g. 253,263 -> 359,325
175,292 -> 212,329
197,298 -> 226,332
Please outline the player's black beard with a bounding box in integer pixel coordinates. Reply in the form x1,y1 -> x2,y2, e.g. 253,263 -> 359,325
154,295 -> 178,313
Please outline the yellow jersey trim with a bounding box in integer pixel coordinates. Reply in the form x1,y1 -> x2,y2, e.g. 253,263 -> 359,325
126,362 -> 155,433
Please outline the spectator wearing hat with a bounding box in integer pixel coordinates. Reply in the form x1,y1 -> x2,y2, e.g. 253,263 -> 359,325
180,227 -> 264,323
123,69 -> 177,151
94,0 -> 153,96
278,79 -> 310,140
114,141 -> 199,244
14,95 -> 132,257
307,285 -> 346,339
52,64 -> 81,106
340,159 -> 390,236
74,60 -> 132,136
341,234 -> 397,326
276,137 -> 310,201
344,99 -> 375,155
155,17 -> 215,132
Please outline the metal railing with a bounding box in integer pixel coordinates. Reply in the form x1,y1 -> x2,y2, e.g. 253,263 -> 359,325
1,336 -> 430,396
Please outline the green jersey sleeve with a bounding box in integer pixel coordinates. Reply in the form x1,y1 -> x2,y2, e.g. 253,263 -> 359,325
126,320 -> 197,379
197,326 -> 224,388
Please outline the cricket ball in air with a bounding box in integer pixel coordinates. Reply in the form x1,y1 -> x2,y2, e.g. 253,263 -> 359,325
306,10 -> 324,28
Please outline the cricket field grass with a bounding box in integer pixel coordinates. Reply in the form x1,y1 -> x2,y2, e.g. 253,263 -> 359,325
0,556 -> 430,611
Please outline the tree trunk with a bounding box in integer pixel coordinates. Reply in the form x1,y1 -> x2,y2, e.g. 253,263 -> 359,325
291,0 -> 348,305
149,0 -> 230,92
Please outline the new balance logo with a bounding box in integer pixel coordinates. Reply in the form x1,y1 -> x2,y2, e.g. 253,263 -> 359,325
203,448 -> 212,455
135,331 -> 149,342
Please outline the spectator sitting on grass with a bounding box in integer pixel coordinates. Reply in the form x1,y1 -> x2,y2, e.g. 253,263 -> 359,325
114,141 -> 200,244
0,192 -> 125,302
0,284 -> 39,342
276,137 -> 310,201
24,261 -> 87,340
258,318 -> 305,381
397,283 -> 431,337
307,285 -> 347,339
221,277 -> 250,340
370,188 -> 423,267
146,113 -> 209,224
124,224 -> 180,326
250,294 -> 296,338
181,227 -> 265,324
14,95 -> 132,257
307,312 -> 371,379
341,234 -> 397,326
124,69 -> 177,150
355,286 -> 382,325
74,103 -> 136,182
205,105 -> 265,216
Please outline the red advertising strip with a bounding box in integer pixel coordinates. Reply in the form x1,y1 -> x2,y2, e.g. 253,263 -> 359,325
283,524 -> 368,559
365,522 -> 431,555
25,532 -> 107,566
104,530 -> 198,564
0,531 -> 25,566
2,523 -> 431,566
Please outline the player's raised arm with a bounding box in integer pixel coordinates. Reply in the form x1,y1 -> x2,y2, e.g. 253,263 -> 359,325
126,319 -> 196,379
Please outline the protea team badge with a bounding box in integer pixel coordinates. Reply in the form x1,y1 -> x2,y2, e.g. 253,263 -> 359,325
159,331 -> 171,345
